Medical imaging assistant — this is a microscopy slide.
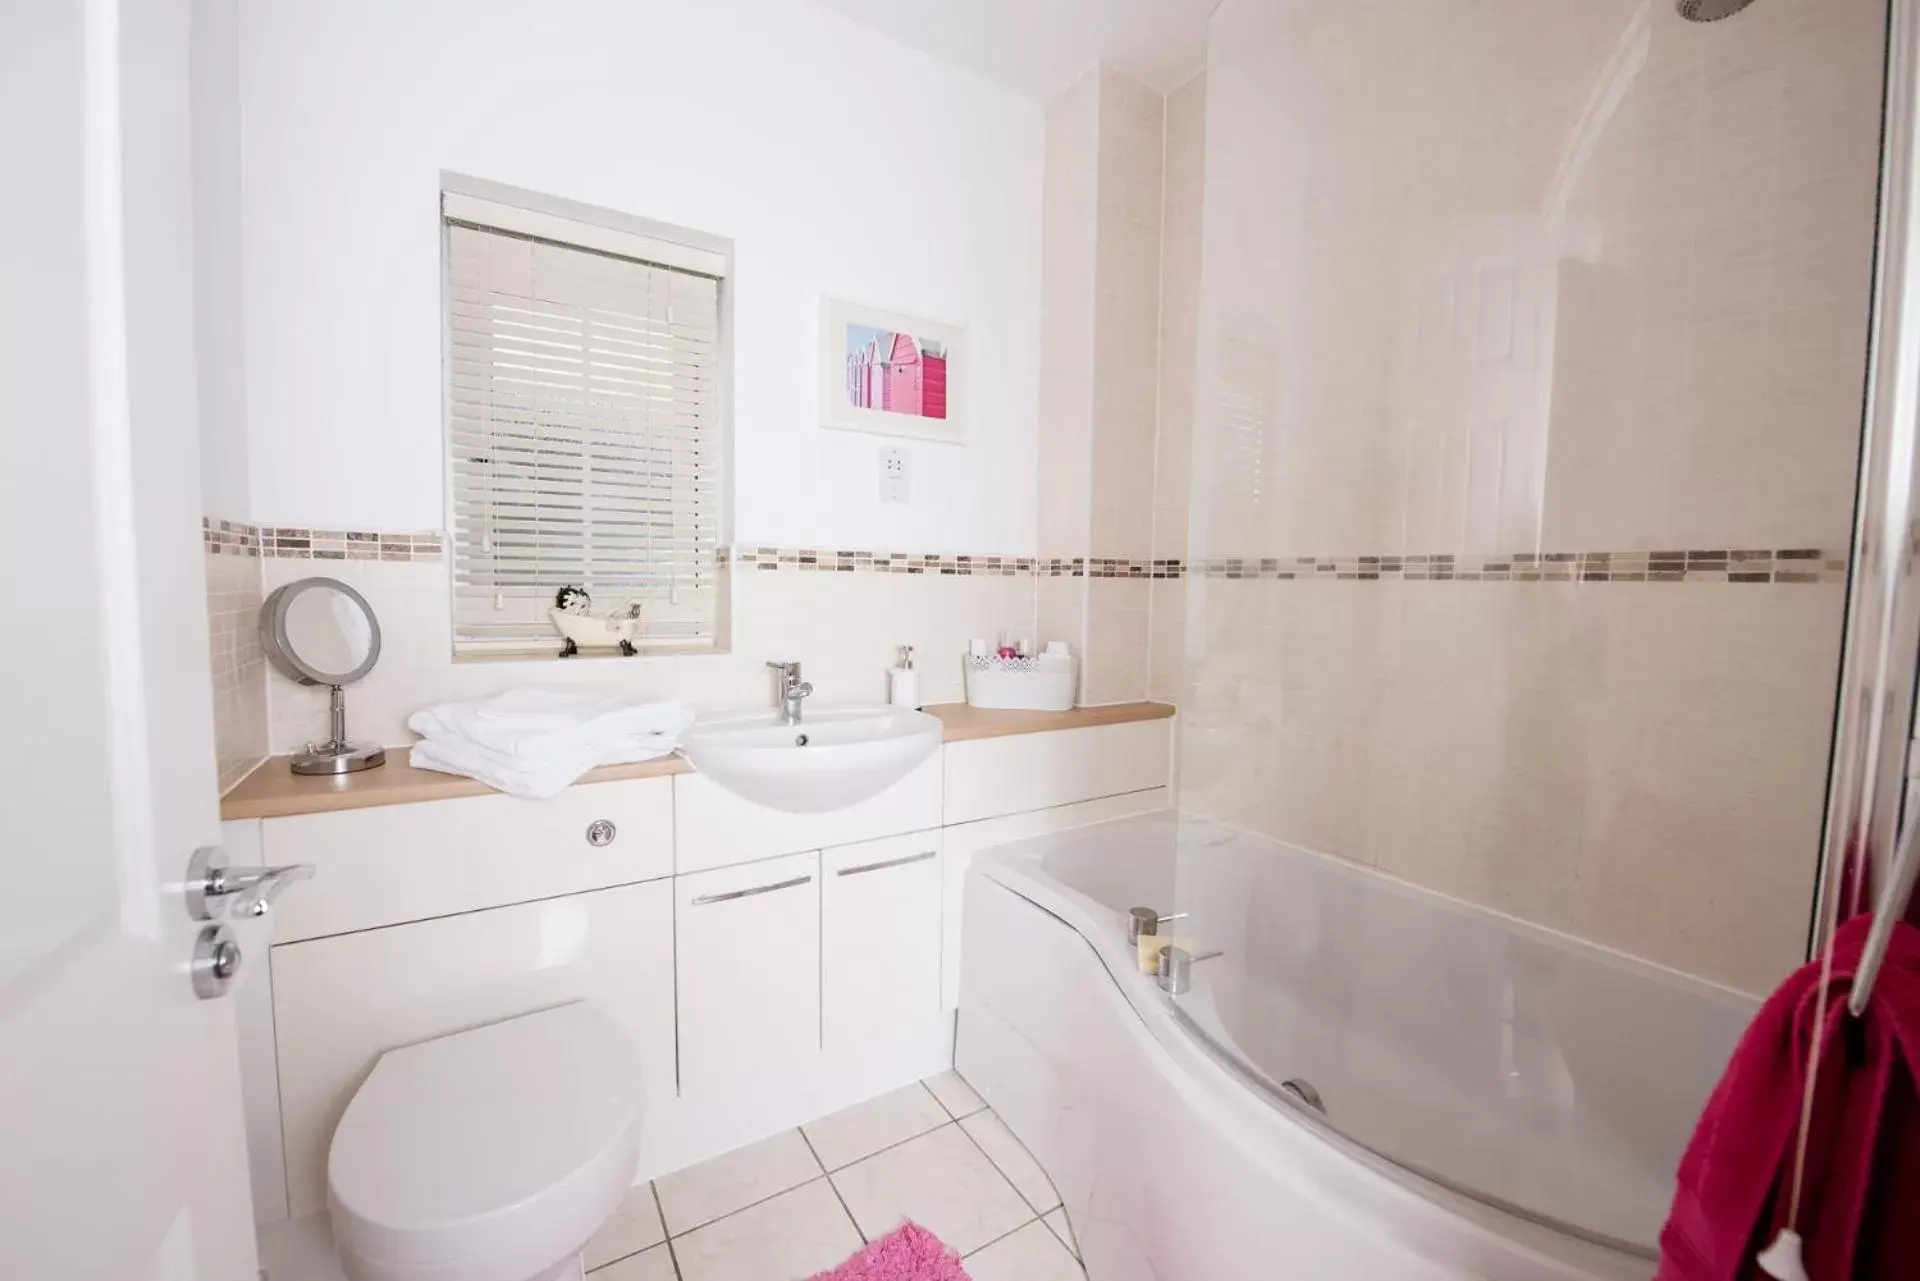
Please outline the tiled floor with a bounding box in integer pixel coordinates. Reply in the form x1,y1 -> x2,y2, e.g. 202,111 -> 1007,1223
584,1070 -> 1084,1281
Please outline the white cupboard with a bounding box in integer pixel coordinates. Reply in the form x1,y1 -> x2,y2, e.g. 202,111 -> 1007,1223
235,712 -> 1175,1227
270,878 -> 675,1218
822,831 -> 944,1051
674,851 -> 822,1098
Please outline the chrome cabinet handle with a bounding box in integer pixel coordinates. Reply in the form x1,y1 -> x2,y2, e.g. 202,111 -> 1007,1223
691,874 -> 812,906
835,850 -> 937,877
185,846 -> 316,921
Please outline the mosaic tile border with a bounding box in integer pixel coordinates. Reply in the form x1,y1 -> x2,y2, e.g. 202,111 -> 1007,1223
202,519 -> 445,562
733,547 -> 1038,576
731,545 -> 1844,585
1187,547 -> 1846,584
204,526 -> 1843,584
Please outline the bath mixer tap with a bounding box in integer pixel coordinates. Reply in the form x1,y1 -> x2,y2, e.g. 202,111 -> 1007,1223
767,660 -> 814,725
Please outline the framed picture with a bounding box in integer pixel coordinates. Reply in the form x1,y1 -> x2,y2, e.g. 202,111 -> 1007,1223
819,298 -> 966,444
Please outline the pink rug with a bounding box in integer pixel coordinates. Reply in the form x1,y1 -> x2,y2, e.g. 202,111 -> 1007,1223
809,1222 -> 971,1280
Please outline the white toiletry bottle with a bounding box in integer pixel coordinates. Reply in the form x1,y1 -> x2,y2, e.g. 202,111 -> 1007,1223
889,645 -> 920,710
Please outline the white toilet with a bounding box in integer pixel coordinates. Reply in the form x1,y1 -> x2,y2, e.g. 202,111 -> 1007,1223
327,1003 -> 644,1281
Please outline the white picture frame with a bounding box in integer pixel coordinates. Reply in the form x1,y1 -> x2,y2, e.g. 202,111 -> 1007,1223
819,297 -> 966,444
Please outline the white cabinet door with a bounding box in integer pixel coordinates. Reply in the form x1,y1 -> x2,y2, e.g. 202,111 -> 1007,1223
270,879 -> 677,1218
676,852 -> 821,1097
943,719 -> 1172,824
822,832 -> 944,1051
940,790 -> 1170,1009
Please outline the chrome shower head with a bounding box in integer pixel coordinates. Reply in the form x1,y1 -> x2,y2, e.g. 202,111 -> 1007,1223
1677,0 -> 1756,20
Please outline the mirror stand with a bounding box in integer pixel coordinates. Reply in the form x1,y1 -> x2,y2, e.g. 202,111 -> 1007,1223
290,684 -> 388,776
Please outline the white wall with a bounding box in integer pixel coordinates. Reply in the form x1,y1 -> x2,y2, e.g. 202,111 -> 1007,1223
236,0 -> 1045,553
190,0 -> 249,519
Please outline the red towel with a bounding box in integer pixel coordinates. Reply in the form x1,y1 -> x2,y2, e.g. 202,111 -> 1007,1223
1657,914 -> 1920,1281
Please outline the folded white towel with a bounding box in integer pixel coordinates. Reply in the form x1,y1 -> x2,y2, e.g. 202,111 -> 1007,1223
409,733 -> 675,800
405,689 -> 693,798
409,690 -> 694,761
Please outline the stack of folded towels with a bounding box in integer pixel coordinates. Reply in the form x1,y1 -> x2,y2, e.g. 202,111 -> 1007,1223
408,687 -> 695,800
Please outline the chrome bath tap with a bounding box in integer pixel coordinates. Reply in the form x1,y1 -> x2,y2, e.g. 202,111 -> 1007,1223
767,660 -> 814,725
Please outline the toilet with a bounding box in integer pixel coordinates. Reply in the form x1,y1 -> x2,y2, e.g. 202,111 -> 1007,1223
327,1003 -> 644,1281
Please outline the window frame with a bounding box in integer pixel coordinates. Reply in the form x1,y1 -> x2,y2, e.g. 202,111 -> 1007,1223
438,173 -> 734,661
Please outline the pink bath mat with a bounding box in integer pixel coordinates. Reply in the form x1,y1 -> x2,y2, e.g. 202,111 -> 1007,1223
808,1222 -> 971,1281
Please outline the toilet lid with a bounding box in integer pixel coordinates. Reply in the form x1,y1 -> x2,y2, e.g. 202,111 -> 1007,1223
328,1003 -> 643,1271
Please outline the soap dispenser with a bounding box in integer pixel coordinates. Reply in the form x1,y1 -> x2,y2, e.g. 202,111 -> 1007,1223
889,645 -> 920,710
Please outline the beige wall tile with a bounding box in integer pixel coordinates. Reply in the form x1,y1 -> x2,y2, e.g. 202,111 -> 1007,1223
1176,0 -> 1878,990
1083,578 -> 1150,706
205,544 -> 268,791
1147,577 -> 1186,705
1176,577 -> 1844,995
1154,74 -> 1205,565
1037,71 -> 1100,559
1090,70 -> 1165,565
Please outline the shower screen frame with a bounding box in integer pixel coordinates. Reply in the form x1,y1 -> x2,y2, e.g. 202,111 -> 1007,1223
1815,0 -> 1920,950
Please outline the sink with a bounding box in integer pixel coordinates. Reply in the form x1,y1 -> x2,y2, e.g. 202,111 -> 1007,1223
681,705 -> 942,813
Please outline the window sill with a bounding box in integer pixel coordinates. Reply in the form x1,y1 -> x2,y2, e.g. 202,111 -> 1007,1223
452,642 -> 728,665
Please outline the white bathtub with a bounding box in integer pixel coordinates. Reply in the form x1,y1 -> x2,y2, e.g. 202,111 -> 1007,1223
955,812 -> 1756,1281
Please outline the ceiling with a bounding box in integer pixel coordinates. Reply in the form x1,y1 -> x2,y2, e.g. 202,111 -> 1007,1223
801,0 -> 1216,99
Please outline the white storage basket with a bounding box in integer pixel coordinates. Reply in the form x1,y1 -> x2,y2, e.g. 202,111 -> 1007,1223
964,653 -> 1077,711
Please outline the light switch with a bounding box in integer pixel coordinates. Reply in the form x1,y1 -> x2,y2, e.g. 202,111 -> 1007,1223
880,447 -> 909,504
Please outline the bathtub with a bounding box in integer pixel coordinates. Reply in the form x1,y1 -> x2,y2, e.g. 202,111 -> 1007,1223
955,811 -> 1757,1281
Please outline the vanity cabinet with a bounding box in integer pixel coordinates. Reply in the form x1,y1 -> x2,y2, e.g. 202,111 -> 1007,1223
943,718 -> 1171,825
231,707 -> 1176,1228
822,831 -> 944,1051
261,776 -> 674,943
674,851 -> 822,1098
270,878 -> 675,1218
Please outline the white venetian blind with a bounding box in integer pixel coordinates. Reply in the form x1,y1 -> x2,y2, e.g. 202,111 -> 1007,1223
445,208 -> 724,655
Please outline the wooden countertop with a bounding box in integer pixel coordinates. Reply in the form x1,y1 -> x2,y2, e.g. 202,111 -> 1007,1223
923,699 -> 1174,742
220,700 -> 1175,821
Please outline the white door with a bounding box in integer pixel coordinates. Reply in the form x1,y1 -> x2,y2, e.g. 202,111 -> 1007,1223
0,2 -> 258,1278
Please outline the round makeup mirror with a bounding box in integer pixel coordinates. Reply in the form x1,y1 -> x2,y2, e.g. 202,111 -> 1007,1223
260,576 -> 387,774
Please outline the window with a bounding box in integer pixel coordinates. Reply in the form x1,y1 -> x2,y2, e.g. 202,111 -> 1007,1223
443,182 -> 728,656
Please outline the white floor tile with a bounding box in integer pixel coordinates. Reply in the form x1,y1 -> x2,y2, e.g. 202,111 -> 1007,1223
803,1083 -> 951,1171
963,1220 -> 1084,1281
584,1184 -> 668,1270
671,1180 -> 861,1281
589,1242 -> 678,1281
960,1111 -> 1060,1214
830,1124 -> 1033,1255
1043,1207 -> 1078,1258
655,1130 -> 822,1236
923,1069 -> 986,1118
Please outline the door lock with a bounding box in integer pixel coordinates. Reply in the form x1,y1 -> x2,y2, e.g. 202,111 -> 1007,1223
191,924 -> 243,1000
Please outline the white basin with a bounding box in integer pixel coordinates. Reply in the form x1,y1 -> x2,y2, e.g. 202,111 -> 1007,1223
681,704 -> 942,813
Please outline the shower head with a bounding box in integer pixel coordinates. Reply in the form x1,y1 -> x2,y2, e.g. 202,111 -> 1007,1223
1677,0 -> 1756,20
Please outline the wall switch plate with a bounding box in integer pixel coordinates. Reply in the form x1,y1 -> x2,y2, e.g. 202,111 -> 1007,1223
880,447 -> 909,504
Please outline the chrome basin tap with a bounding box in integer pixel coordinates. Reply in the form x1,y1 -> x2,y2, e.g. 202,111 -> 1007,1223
767,660 -> 814,725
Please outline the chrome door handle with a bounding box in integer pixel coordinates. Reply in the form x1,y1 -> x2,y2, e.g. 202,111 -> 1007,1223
835,850 -> 937,877
185,846 -> 316,921
690,874 -> 812,906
